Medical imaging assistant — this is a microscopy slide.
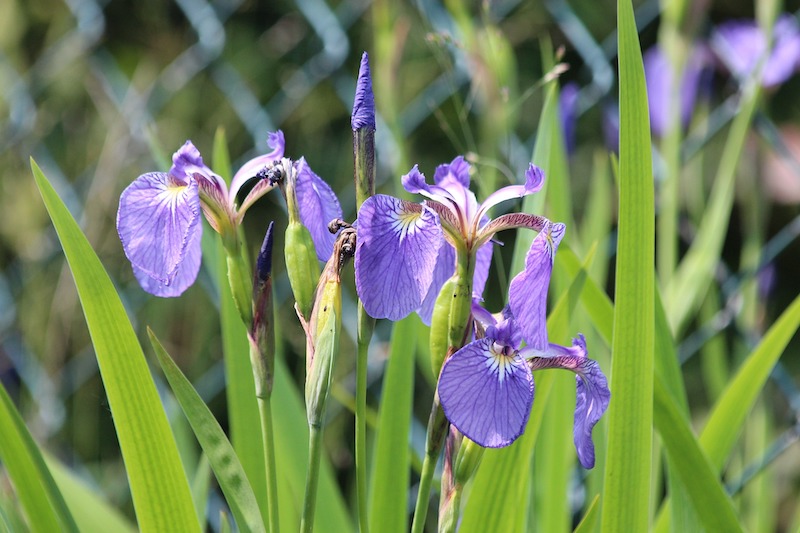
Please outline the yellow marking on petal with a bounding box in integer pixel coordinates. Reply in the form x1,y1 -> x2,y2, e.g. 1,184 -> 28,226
391,209 -> 424,241
484,345 -> 519,384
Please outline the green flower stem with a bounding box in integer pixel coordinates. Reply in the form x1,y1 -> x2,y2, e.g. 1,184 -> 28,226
447,248 -> 475,350
301,423 -> 324,533
440,436 -> 485,532
257,393 -> 280,533
355,304 -> 375,533
411,401 -> 448,533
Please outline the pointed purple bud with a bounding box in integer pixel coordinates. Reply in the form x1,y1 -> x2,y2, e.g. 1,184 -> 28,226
524,335 -> 610,469
355,194 -> 444,320
438,338 -> 534,448
508,221 -> 566,350
257,221 -> 275,283
352,52 -> 376,130
117,171 -> 203,297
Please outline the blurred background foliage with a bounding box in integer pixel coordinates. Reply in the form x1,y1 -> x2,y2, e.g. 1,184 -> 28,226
3,0 -> 800,528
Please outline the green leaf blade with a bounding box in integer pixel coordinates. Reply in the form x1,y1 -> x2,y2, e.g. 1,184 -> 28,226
31,159 -> 200,533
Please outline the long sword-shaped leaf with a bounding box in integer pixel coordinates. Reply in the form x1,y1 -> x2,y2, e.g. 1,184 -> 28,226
369,315 -> 417,533
31,159 -> 200,532
600,0 -> 655,531
148,329 -> 266,533
0,383 -> 77,533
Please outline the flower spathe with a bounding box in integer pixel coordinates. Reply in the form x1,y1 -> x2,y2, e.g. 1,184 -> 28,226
355,157 -> 546,323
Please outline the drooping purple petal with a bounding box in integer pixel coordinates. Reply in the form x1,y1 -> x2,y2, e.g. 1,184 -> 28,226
295,158 -> 343,261
416,242 -> 455,325
438,338 -> 533,448
473,240 -> 493,299
117,171 -> 202,297
131,220 -> 202,297
477,164 -> 545,219
507,221 -> 566,350
355,194 -> 443,320
229,131 -> 286,202
477,213 -> 547,244
524,335 -> 610,469
433,156 -> 471,188
352,52 -> 376,130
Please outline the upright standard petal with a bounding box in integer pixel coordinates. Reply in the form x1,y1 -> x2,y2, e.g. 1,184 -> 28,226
438,338 -> 533,448
477,163 -> 545,218
229,130 -> 286,202
117,172 -> 202,297
507,221 -> 566,349
355,194 -> 443,320
295,158 -> 344,261
524,335 -> 610,469
351,52 -> 376,130
433,156 -> 471,188
171,141 -> 227,200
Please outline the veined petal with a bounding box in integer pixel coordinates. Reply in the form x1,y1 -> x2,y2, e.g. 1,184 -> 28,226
477,213 -> 547,245
229,130 -> 286,203
523,335 -> 610,469
355,194 -> 443,320
473,240 -> 493,299
352,52 -> 376,130
402,165 -> 458,205
438,338 -> 533,448
171,140 -> 227,201
295,158 -> 343,261
476,163 -> 545,219
117,172 -> 202,296
433,156 -> 471,188
485,317 -> 523,351
416,242 -> 455,325
507,221 -> 566,350
131,221 -> 202,297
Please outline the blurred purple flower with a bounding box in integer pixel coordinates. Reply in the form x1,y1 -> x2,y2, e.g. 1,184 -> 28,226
438,295 -> 610,467
644,46 -> 707,137
711,15 -> 800,88
559,82 -> 580,154
355,157 -> 548,323
602,104 -> 620,154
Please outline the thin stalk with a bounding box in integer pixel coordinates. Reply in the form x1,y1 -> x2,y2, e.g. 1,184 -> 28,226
258,393 -> 280,533
439,486 -> 462,533
355,305 -> 374,533
411,401 -> 448,533
301,424 -> 324,533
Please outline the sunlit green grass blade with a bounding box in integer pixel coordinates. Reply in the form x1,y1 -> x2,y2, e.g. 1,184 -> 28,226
47,458 -> 137,533
664,79 -> 761,334
652,379 -> 744,532
700,292 -> 800,467
148,329 -> 266,533
573,495 -> 600,533
31,159 -> 200,533
191,456 -> 211,526
0,383 -> 77,533
600,1 -> 655,531
369,315 -> 417,533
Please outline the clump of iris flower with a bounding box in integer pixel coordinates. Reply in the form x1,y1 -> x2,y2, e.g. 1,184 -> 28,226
354,157 -> 546,323
711,15 -> 800,88
437,227 -> 610,466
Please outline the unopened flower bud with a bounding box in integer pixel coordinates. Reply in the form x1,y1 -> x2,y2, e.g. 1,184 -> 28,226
250,221 -> 275,396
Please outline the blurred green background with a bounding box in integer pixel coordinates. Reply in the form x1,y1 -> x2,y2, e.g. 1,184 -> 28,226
3,0 -> 800,529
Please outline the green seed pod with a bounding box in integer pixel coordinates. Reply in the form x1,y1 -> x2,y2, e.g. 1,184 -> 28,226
285,221 -> 320,320
454,437 -> 485,487
305,268 -> 341,427
429,277 -> 457,377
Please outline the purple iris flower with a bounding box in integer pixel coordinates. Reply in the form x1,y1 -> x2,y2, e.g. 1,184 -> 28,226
354,157 -> 546,323
437,228 -> 610,466
711,15 -> 800,88
559,82 -> 579,154
118,131 -> 341,296
643,45 -> 707,137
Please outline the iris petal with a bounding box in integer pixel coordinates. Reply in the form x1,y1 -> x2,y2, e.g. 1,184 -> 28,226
117,171 -> 202,297
473,240 -> 493,299
438,338 -> 533,448
477,163 -> 545,218
355,194 -> 443,320
508,221 -> 565,349
433,156 -> 471,188
295,158 -> 344,261
230,130 -> 286,202
524,335 -> 610,469
131,222 -> 202,297
416,243 -> 455,325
